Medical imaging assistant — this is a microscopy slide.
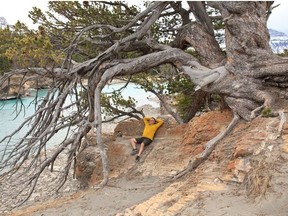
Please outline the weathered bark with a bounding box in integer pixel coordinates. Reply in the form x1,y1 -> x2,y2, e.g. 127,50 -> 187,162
94,85 -> 109,186
219,2 -> 275,74
187,1 -> 215,36
173,22 -> 226,68
193,1 -> 288,120
169,2 -> 190,25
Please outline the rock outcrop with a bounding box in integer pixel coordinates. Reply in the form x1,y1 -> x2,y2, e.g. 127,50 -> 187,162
0,73 -> 53,100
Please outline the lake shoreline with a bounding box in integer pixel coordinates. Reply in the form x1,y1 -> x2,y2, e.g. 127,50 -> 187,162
0,103 -> 162,214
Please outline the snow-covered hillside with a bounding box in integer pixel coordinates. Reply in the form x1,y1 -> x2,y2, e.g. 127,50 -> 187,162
0,17 -> 9,29
269,29 -> 288,53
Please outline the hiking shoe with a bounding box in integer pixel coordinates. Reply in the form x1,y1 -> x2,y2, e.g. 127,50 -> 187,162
135,155 -> 140,162
130,148 -> 138,156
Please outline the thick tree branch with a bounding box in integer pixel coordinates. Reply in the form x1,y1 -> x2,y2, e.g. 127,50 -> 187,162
187,1 -> 215,36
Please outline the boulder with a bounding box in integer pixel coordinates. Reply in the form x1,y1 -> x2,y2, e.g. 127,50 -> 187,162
0,84 -> 25,100
75,131 -> 118,188
0,73 -> 53,100
181,110 -> 233,156
114,119 -> 143,137
75,145 -> 100,189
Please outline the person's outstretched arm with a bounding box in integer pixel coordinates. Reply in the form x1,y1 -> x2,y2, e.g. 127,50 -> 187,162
155,118 -> 164,128
143,117 -> 150,125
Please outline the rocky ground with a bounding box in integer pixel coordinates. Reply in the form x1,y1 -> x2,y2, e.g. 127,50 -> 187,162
3,108 -> 288,216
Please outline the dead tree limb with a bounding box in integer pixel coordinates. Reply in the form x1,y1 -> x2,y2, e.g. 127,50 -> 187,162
94,85 -> 109,187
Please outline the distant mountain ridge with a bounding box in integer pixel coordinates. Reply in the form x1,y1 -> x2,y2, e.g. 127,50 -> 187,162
269,28 -> 288,53
0,16 -> 9,29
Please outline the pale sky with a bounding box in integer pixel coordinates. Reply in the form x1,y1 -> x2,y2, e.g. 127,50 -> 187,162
0,0 -> 48,28
267,0 -> 288,34
0,1 -> 288,34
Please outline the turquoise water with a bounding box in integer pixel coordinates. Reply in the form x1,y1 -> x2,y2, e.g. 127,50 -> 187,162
0,83 -> 158,156
0,89 -> 47,144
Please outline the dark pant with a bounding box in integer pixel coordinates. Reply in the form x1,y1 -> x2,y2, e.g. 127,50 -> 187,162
135,137 -> 152,146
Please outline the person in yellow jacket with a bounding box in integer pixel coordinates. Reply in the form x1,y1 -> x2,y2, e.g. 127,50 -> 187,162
130,116 -> 164,162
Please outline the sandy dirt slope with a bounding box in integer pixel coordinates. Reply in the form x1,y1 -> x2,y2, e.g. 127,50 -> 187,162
7,110 -> 288,216
30,175 -> 167,216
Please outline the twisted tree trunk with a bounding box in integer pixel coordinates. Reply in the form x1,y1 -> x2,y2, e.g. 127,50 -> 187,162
175,2 -> 288,120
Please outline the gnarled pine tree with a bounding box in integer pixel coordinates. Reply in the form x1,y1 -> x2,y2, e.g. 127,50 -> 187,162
0,1 -> 287,208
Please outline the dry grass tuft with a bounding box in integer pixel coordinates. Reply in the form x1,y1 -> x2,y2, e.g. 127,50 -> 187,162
241,157 -> 272,199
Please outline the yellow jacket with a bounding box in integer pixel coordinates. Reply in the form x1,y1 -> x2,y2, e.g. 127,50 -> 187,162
142,117 -> 164,140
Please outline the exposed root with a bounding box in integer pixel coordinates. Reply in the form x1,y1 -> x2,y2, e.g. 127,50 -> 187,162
250,105 -> 264,119
169,112 -> 240,181
93,179 -> 108,189
277,110 -> 286,137
250,90 -> 274,119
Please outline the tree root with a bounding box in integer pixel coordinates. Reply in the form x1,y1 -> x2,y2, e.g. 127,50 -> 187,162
277,110 -> 286,137
169,112 -> 240,181
250,105 -> 264,119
